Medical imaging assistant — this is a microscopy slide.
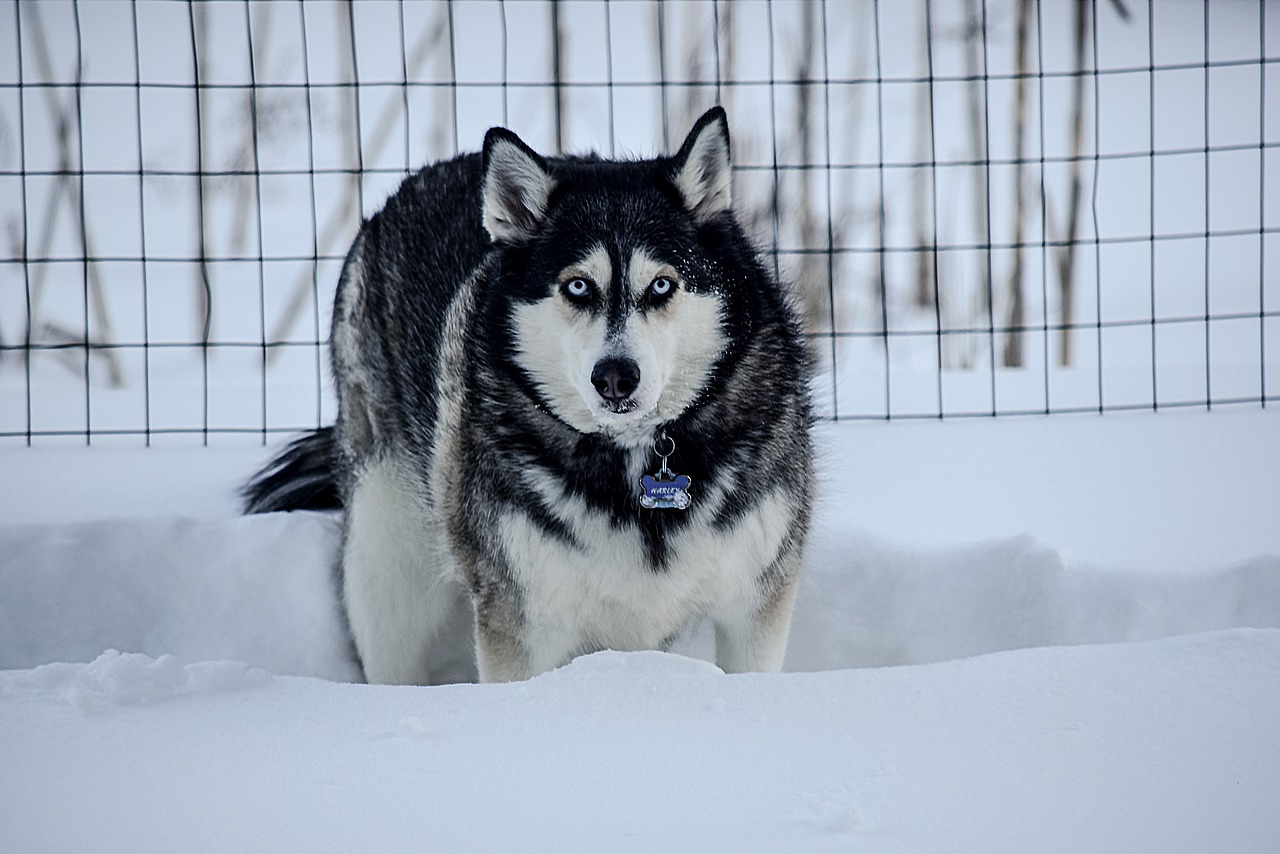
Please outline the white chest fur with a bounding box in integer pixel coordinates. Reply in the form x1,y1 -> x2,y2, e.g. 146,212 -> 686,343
497,463 -> 794,674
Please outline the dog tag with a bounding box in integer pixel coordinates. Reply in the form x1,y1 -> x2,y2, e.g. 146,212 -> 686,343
640,431 -> 691,510
640,472 -> 692,510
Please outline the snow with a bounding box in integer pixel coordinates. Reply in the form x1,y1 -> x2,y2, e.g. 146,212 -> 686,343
3,410 -> 1280,851
0,513 -> 356,681
3,636 -> 1278,853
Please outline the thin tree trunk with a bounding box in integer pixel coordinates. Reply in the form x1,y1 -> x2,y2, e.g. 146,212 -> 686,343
551,0 -> 565,152
795,0 -> 826,340
1002,0 -> 1032,367
1057,0 -> 1090,367
961,0 -> 990,370
913,6 -> 935,310
192,2 -> 213,346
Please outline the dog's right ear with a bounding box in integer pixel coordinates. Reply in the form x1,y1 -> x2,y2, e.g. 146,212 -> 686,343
670,106 -> 733,225
482,128 -> 556,245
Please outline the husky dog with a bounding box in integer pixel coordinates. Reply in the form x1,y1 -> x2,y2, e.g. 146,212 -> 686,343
244,108 -> 813,684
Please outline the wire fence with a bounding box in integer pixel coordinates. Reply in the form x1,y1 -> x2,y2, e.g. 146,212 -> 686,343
0,0 -> 1275,446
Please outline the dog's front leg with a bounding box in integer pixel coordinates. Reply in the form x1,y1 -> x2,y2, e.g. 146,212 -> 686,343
712,569 -> 800,674
472,590 -> 530,683
475,605 -> 591,682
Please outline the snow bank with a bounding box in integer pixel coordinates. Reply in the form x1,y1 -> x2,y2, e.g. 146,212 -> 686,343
3,413 -> 1276,679
793,530 -> 1280,670
4,478 -> 1278,681
0,513 -> 359,681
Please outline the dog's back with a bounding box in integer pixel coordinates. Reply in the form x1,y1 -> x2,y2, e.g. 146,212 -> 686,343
241,156 -> 486,517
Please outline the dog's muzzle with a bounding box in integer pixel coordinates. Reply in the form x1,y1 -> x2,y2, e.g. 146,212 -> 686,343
591,357 -> 640,413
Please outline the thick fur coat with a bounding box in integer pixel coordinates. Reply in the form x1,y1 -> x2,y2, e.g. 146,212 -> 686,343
245,108 -> 813,684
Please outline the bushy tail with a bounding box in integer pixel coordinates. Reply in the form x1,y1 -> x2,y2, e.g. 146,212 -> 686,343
242,427 -> 342,514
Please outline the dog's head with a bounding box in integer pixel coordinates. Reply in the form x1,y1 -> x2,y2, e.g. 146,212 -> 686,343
481,108 -> 741,446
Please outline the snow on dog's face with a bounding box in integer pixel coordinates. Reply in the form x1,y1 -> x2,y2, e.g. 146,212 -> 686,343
481,109 -> 737,446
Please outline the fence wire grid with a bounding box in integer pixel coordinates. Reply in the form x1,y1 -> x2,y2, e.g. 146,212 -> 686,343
0,0 -> 1276,446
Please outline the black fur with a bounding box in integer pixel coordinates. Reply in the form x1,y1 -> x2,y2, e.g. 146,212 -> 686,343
242,427 -> 340,513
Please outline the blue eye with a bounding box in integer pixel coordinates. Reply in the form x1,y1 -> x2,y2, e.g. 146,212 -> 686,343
563,278 -> 593,302
649,277 -> 675,298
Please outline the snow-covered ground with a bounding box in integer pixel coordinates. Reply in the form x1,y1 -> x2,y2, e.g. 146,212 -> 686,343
3,410 -> 1278,852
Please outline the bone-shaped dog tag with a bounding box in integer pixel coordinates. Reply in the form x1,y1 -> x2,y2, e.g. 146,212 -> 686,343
640,472 -> 692,510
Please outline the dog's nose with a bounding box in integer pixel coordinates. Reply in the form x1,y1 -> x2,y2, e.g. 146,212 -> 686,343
591,358 -> 640,401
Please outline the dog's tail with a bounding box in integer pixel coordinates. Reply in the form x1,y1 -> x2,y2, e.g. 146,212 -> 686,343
242,427 -> 342,514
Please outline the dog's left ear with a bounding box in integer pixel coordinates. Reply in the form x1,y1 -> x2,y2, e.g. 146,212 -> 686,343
670,107 -> 733,225
482,128 -> 557,244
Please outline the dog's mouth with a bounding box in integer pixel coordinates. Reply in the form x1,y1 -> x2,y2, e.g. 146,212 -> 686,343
601,397 -> 639,415
590,394 -> 660,446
